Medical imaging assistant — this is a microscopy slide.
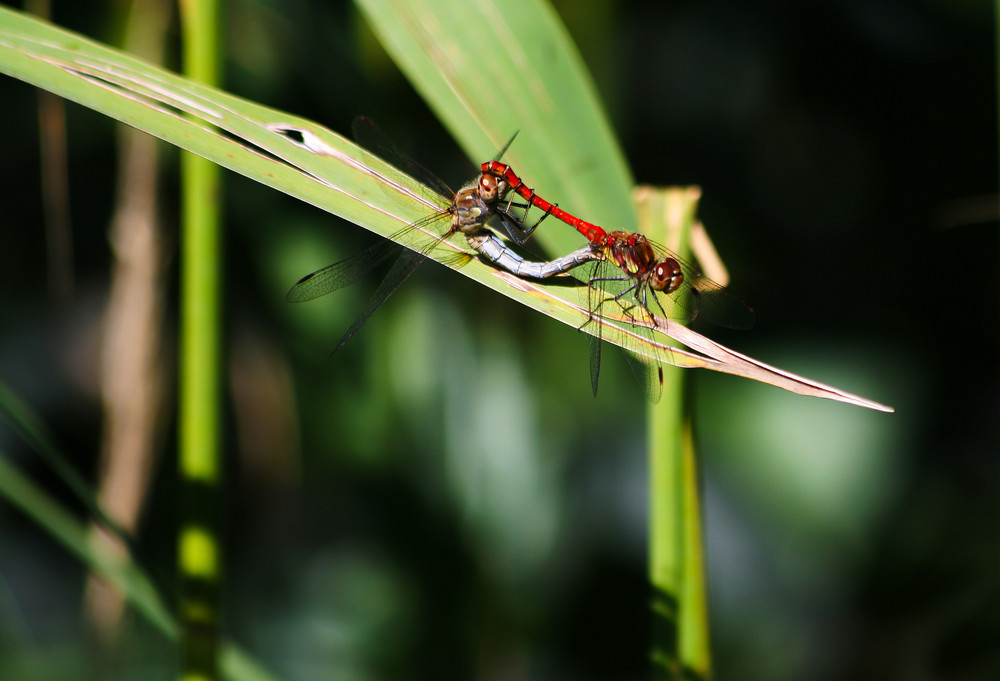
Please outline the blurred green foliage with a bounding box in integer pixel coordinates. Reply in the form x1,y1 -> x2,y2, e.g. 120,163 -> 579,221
0,1 -> 996,680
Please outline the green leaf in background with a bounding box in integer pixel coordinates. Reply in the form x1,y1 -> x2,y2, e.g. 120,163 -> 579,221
355,0 -> 636,254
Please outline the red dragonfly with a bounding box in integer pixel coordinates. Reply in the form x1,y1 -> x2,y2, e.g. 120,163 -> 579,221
481,161 -> 754,401
286,119 -> 599,353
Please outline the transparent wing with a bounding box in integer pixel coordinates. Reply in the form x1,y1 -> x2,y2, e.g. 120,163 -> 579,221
329,247 -> 426,355
285,240 -> 401,303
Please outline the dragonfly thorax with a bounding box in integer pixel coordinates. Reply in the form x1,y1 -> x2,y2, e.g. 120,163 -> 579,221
604,232 -> 656,276
452,185 -> 493,235
600,232 -> 684,292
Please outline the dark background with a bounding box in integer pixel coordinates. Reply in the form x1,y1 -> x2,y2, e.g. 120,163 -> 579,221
0,1 -> 996,680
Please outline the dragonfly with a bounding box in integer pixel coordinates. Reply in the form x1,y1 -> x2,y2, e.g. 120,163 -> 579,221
286,118 -> 600,354
481,161 -> 755,402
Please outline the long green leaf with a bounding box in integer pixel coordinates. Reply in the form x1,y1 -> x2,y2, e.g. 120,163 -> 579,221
0,6 -> 892,408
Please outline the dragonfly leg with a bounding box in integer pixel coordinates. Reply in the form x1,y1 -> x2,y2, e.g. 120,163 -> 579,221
498,195 -> 556,246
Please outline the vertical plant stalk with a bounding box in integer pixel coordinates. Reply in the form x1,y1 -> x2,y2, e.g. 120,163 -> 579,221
679,419 -> 711,674
640,187 -> 712,679
26,0 -> 74,304
85,0 -> 171,640
178,1 -> 223,679
37,88 -> 73,303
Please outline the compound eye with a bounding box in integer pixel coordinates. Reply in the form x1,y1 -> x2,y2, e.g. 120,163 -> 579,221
479,174 -> 498,200
651,259 -> 683,293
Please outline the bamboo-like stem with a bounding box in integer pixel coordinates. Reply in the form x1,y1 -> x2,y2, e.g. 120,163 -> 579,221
640,187 -> 712,679
178,1 -> 223,679
678,418 -> 712,676
25,0 -> 75,304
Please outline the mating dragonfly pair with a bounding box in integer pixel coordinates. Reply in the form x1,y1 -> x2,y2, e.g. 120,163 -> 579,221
287,118 -> 754,402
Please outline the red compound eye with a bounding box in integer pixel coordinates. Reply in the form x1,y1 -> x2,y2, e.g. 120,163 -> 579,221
479,173 -> 503,201
651,259 -> 683,293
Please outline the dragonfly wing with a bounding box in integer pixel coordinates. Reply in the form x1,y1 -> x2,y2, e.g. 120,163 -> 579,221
352,117 -> 455,200
640,238 -> 755,329
330,247 -> 426,355
586,314 -> 663,403
286,241 -> 401,303
585,262 -> 611,398
688,276 -> 755,330
587,260 -> 668,403
622,349 -> 663,405
588,332 -> 603,398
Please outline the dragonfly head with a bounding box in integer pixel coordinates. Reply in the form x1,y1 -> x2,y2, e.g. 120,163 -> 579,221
477,171 -> 508,204
650,258 -> 684,294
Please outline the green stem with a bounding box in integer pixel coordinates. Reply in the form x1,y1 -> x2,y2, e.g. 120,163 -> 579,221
178,1 -> 222,679
648,357 -> 685,678
679,419 -> 711,677
641,187 -> 711,679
